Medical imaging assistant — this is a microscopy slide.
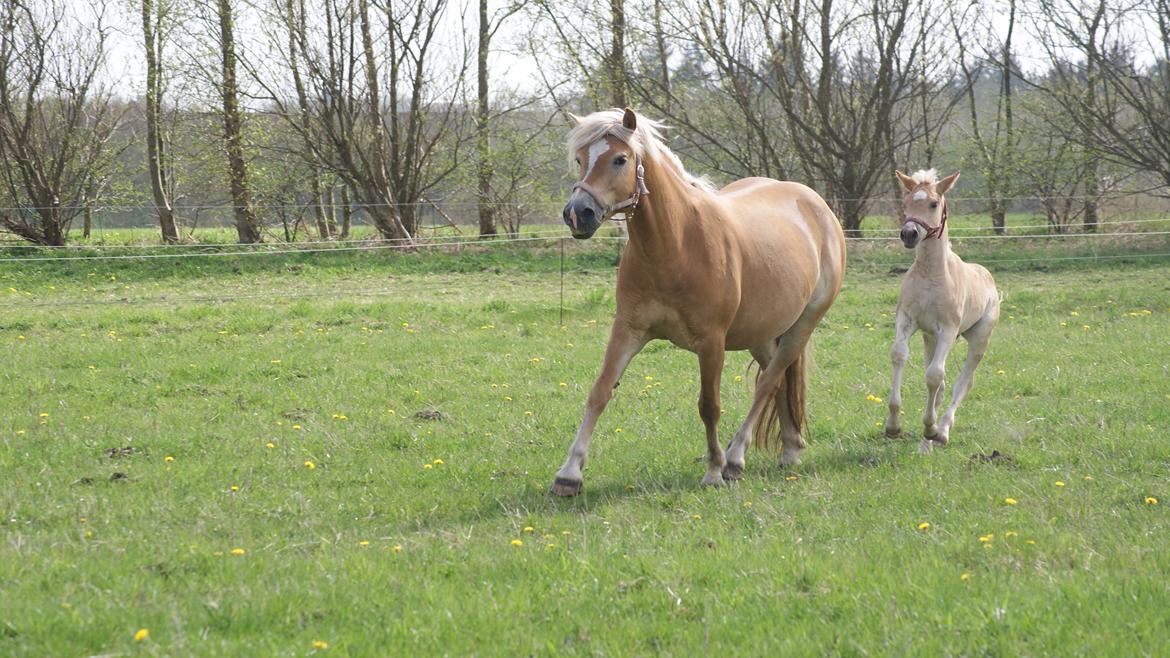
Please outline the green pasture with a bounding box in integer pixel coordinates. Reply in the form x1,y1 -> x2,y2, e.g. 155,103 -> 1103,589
1,235 -> 1168,656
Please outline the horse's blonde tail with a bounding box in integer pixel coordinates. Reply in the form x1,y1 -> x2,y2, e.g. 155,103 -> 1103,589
752,343 -> 810,451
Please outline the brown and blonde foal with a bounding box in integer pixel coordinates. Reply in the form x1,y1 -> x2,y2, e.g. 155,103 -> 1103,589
885,169 -> 1000,452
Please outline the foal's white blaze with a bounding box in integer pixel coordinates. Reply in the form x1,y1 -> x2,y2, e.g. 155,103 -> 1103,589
912,190 -> 927,201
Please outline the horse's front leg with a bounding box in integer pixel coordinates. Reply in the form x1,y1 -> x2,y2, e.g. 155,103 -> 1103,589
885,310 -> 917,438
550,322 -> 648,496
920,330 -> 957,453
696,336 -> 727,487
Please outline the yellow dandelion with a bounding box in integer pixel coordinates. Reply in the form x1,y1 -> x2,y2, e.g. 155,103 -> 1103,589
15,430 -> 25,436
133,629 -> 149,642
1070,310 -> 1079,316
17,335 -> 24,340
614,427 -> 623,433
743,501 -> 752,508
359,540 -> 370,547
1145,497 -> 1159,505
423,463 -> 433,470
1083,475 -> 1094,480
230,548 -> 246,556
1025,539 -> 1036,545
1054,481 -> 1065,487
164,455 -> 174,463
392,544 -> 402,553
691,514 -> 702,521
559,382 -> 567,387
996,369 -> 1006,375
511,539 -> 523,547
1005,531 -> 1018,538
304,460 -> 316,469
524,410 -> 533,416
433,458 -> 444,465
266,442 -> 275,449
523,526 -> 535,533
229,485 -> 239,492
561,530 -> 571,536
312,639 -> 329,649
546,543 -> 556,549
960,572 -> 971,582
917,522 -> 931,531
785,475 -> 798,481
1004,497 -> 1017,505
38,412 -> 48,418
292,424 -> 302,430
979,534 -> 994,543
503,396 -> 512,401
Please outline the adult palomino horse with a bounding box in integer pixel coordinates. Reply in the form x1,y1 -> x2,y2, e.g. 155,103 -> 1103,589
884,169 -> 1000,453
551,108 -> 846,495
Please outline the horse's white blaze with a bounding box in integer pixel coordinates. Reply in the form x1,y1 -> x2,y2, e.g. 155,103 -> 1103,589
912,190 -> 927,201
586,140 -> 609,177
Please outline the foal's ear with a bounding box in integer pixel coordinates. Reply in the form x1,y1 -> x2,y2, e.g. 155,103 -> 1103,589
895,170 -> 916,192
622,107 -> 637,130
936,171 -> 961,195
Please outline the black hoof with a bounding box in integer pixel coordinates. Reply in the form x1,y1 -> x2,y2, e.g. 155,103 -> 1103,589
550,477 -> 582,497
722,463 -> 745,481
885,428 -> 902,438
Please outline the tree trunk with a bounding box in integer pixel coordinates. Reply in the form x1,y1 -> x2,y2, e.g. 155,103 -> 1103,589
476,0 -> 496,238
609,0 -> 626,107
285,0 -> 330,240
217,0 -> 261,243
340,185 -> 352,239
358,0 -> 411,242
1082,161 -> 1099,232
143,0 -> 180,244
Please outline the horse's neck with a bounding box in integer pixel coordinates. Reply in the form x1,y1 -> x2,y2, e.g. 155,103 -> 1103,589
625,156 -> 692,264
913,234 -> 953,274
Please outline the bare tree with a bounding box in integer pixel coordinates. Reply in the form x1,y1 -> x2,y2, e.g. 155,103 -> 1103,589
142,0 -> 181,243
953,0 -> 1020,234
215,0 -> 262,242
0,0 -> 123,245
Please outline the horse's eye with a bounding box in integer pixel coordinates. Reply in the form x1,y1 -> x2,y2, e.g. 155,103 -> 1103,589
930,202 -> 939,209
575,157 -> 581,165
614,155 -> 628,166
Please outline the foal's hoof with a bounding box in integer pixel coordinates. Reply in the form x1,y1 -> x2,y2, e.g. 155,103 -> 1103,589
722,462 -> 745,481
779,447 -> 802,467
550,477 -> 582,497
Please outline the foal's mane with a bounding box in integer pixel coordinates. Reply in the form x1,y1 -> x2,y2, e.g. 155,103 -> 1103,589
910,169 -> 939,187
566,109 -> 716,193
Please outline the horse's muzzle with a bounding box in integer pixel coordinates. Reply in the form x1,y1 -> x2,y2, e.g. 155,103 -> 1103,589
562,196 -> 603,239
900,224 -> 922,249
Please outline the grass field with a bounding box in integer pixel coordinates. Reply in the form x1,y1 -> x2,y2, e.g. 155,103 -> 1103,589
1,233 -> 1168,656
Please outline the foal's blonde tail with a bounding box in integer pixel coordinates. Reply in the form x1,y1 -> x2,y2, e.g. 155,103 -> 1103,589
752,342 -> 810,451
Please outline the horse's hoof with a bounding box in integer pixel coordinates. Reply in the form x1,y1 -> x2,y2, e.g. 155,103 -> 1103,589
917,439 -> 935,454
885,428 -> 902,438
722,462 -> 745,481
780,448 -> 802,467
700,473 -> 728,488
550,477 -> 582,497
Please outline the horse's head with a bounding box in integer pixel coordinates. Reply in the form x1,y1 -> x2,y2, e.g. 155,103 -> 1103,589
563,108 -> 647,239
895,169 -> 959,248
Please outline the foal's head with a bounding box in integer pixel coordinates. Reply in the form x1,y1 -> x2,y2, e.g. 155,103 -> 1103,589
562,108 -> 645,239
895,169 -> 960,248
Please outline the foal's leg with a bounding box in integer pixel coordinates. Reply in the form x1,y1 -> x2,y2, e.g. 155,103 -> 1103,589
884,310 -> 917,438
919,330 -> 956,453
697,336 -> 728,487
937,316 -> 996,443
551,323 -> 648,496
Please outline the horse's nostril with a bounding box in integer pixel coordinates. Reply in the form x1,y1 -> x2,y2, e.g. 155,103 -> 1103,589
562,206 -> 571,223
581,206 -> 595,221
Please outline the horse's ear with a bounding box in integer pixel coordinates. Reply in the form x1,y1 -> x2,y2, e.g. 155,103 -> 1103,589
567,112 -> 583,126
622,107 -> 637,130
936,171 -> 960,195
895,170 -> 915,192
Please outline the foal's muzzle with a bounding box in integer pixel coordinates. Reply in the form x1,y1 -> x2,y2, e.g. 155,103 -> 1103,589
900,224 -> 923,249
562,194 -> 604,239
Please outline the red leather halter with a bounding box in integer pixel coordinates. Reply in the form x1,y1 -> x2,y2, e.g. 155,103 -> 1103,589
902,197 -> 948,240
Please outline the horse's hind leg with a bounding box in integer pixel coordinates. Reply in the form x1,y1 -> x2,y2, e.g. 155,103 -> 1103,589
722,344 -> 776,480
937,316 -> 996,443
551,323 -> 647,496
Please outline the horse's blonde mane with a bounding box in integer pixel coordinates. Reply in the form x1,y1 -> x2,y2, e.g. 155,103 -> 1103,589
566,109 -> 716,193
910,169 -> 939,186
